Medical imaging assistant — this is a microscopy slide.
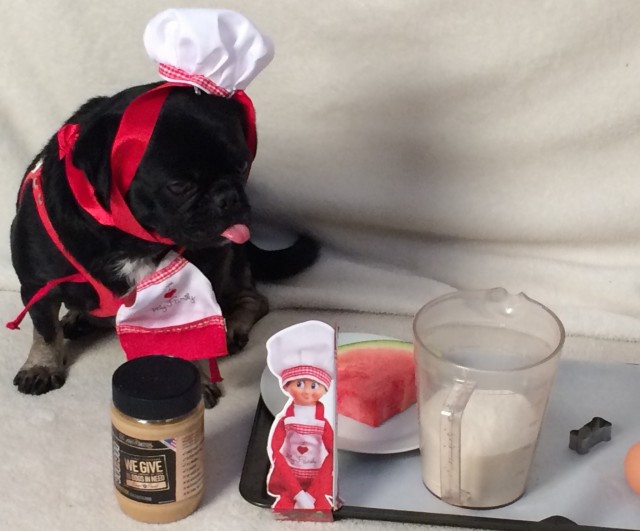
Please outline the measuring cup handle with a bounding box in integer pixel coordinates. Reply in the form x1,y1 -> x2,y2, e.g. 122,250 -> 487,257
440,379 -> 476,506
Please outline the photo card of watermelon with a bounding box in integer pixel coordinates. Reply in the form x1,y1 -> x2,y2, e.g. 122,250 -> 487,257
336,339 -> 416,428
264,320 -> 339,521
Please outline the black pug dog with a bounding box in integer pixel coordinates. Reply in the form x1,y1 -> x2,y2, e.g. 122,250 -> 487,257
10,82 -> 318,407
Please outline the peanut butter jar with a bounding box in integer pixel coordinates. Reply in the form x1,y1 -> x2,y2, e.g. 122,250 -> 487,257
111,356 -> 205,523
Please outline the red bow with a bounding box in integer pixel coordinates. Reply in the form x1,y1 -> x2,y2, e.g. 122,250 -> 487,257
58,123 -> 80,159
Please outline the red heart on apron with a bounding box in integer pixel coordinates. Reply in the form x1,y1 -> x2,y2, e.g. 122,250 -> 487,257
297,445 -> 309,455
164,289 -> 176,298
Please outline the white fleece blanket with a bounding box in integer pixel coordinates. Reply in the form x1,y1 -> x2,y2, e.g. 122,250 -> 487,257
3,1 -> 640,530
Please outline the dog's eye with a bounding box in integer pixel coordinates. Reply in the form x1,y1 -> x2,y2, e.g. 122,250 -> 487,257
166,182 -> 194,195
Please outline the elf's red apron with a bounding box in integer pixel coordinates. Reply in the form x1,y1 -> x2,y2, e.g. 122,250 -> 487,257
267,403 -> 334,510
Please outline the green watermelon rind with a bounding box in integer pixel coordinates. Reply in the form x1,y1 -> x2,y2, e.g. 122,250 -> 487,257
337,339 -> 413,355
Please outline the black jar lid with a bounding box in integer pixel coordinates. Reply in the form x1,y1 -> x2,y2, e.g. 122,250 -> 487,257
112,356 -> 202,421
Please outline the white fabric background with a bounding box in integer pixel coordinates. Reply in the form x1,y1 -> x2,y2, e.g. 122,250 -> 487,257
2,1 -> 640,530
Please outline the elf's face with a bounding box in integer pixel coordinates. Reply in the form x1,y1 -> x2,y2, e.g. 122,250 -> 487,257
285,378 -> 327,406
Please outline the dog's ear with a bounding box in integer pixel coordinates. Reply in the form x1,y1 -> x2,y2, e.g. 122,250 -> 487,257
71,112 -> 121,209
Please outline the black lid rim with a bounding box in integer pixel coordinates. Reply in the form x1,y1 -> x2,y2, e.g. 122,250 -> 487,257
112,355 -> 202,421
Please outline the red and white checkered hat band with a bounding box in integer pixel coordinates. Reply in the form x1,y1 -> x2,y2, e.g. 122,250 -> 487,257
158,64 -> 231,97
281,365 -> 332,389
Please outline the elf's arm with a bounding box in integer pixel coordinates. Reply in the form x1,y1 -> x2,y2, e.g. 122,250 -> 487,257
306,419 -> 335,507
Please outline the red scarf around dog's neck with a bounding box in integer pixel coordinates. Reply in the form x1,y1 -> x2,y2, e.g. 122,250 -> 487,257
58,82 -> 257,242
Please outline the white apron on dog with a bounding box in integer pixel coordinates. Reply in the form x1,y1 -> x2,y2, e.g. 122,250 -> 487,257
116,251 -> 227,381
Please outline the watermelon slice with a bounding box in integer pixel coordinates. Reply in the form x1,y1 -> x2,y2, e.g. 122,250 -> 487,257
337,339 -> 416,428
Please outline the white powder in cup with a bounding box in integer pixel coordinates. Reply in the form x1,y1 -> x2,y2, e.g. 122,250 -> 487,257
420,388 -> 541,508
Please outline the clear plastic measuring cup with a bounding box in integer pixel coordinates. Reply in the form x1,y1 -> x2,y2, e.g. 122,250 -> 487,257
413,288 -> 564,509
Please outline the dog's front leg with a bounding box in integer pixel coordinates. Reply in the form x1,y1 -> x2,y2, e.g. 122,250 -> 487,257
13,300 -> 67,395
223,288 -> 269,354
193,359 -> 224,409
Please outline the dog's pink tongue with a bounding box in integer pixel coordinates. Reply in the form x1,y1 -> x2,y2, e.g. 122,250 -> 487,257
221,224 -> 250,244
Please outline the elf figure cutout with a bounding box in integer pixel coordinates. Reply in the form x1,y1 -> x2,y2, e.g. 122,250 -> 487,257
266,321 -> 337,517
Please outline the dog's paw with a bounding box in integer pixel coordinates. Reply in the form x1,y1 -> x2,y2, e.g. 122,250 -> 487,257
202,381 -> 223,409
61,310 -> 99,339
13,366 -> 67,395
226,329 -> 249,355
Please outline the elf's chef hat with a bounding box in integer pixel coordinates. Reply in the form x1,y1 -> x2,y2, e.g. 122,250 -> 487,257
267,321 -> 336,391
144,8 -> 274,95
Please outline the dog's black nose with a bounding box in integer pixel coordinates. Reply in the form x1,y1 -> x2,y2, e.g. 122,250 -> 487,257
214,188 -> 241,213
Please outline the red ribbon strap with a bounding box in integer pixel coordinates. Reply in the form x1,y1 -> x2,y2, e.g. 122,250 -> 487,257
232,90 -> 257,158
59,124 -> 117,227
58,85 -> 176,243
6,273 -> 86,330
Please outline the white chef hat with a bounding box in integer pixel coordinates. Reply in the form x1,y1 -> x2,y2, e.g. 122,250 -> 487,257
143,8 -> 274,95
267,321 -> 336,391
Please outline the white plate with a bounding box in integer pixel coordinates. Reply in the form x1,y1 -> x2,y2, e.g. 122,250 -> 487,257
260,332 -> 420,454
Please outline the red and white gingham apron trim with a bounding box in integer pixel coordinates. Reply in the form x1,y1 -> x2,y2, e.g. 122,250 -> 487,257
158,64 -> 231,97
136,256 -> 189,291
115,315 -> 225,335
281,366 -> 332,390
291,467 -> 320,479
284,423 -> 324,436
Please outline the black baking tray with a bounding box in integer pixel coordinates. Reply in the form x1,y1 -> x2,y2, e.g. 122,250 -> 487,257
239,397 -> 628,531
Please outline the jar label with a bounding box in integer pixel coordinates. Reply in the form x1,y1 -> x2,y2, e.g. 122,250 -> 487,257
112,424 -> 204,504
